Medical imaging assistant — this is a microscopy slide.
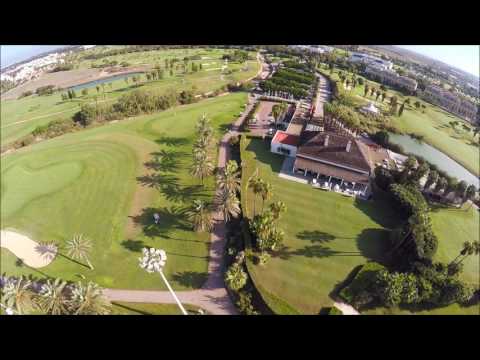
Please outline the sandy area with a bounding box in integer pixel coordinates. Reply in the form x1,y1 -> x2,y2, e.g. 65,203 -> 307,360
0,230 -> 56,268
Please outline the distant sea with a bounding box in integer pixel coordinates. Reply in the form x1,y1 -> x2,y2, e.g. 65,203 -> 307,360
1,45 -> 67,69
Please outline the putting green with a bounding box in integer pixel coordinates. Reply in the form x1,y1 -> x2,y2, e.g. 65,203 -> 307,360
1,92 -> 248,291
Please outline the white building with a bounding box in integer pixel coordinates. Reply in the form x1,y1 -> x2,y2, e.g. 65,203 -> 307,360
364,64 -> 418,92
348,52 -> 393,70
270,131 -> 300,157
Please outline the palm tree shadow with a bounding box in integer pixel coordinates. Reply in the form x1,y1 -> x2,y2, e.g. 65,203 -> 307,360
171,271 -> 207,288
155,136 -> 190,147
121,239 -> 146,252
144,149 -> 188,173
296,230 -> 336,243
272,244 -> 361,260
130,206 -> 190,238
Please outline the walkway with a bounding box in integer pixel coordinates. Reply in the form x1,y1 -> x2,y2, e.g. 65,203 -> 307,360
313,72 -> 332,118
333,301 -> 360,315
105,94 -> 259,315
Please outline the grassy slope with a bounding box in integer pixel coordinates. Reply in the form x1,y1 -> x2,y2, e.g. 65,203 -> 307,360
323,66 -> 479,176
1,93 -> 248,291
1,48 -> 259,146
241,136 -> 399,314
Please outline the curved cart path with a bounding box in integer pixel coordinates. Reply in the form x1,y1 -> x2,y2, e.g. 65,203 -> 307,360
105,94 -> 258,315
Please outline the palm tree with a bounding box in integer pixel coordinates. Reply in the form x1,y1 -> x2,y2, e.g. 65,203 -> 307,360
247,170 -> 260,216
224,263 -> 247,291
269,201 -> 286,221
1,276 -> 37,314
38,278 -> 69,315
216,189 -> 241,222
66,234 -> 94,270
260,181 -> 273,212
464,184 -> 477,209
450,241 -> 480,266
217,160 -> 241,195
190,153 -> 214,185
434,177 -> 448,194
187,199 -> 213,232
455,180 -> 468,202
424,170 -> 439,191
69,281 -> 111,315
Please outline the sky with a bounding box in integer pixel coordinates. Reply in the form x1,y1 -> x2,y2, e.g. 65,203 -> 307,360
1,45 -> 66,69
1,45 -> 478,78
398,45 -> 479,77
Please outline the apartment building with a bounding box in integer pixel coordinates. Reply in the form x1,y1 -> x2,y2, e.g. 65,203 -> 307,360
364,64 -> 418,92
420,85 -> 479,123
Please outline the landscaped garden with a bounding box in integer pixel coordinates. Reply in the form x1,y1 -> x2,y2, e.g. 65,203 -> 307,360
240,136 -> 400,314
239,136 -> 479,315
1,93 -> 248,292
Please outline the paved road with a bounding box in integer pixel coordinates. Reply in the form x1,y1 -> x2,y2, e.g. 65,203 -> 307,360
313,72 -> 332,118
105,94 -> 258,315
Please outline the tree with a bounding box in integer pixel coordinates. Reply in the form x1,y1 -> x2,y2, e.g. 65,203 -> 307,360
421,104 -> 426,113
225,262 -> 247,291
404,98 -> 411,106
389,96 -> 398,115
96,85 -> 100,93
269,201 -> 286,221
463,184 -> 477,207
424,170 -> 439,190
434,177 -> 448,194
409,161 -> 429,184
259,180 -> 273,212
381,92 -> 387,102
69,281 -> 111,315
364,84 -> 369,97
38,278 -> 69,315
414,100 -> 421,109
398,102 -> 405,116
215,189 -> 241,222
66,234 -> 94,270
380,84 -> 386,92
455,180 -> 468,201
375,90 -> 381,102
81,88 -> 89,97
247,171 -> 263,217
187,199 -> 213,232
217,160 -> 241,195
190,151 -> 214,185
1,276 -> 37,314
444,178 -> 458,199
450,241 -> 480,266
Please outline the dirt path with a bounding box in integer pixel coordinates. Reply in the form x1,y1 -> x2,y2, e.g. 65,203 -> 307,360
105,94 -> 259,315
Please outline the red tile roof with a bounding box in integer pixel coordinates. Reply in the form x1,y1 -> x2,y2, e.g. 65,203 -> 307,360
272,131 -> 300,146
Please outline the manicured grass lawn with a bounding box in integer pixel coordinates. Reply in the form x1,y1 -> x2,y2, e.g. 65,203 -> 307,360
430,205 -> 479,286
363,303 -> 479,315
111,302 -> 204,315
1,93 -> 248,291
240,136 -> 399,314
322,66 -> 479,175
1,48 -> 259,146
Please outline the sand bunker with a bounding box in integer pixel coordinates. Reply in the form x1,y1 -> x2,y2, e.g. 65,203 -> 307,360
0,230 -> 57,268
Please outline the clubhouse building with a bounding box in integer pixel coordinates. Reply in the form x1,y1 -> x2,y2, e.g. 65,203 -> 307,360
271,110 -> 393,197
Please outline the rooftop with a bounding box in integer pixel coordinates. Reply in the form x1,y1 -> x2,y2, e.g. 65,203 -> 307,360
297,131 -> 372,173
272,131 -> 300,146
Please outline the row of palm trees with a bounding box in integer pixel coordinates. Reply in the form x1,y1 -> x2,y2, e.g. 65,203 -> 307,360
187,115 -> 243,231
1,275 -> 111,315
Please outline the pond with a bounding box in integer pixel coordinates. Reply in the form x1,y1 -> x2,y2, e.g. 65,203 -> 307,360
68,72 -> 144,91
388,132 -> 479,187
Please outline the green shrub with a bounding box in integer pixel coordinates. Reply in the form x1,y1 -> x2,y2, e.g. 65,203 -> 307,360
339,262 -> 386,307
327,307 -> 343,315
